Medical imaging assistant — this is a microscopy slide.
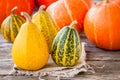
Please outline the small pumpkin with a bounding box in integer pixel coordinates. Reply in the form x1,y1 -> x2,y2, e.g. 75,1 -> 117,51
84,0 -> 120,50
46,0 -> 93,33
12,12 -> 49,70
0,0 -> 34,25
1,7 -> 25,42
51,21 -> 82,67
32,5 -> 59,52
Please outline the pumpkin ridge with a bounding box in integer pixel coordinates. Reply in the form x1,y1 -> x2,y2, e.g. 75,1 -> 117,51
48,3 -> 59,28
93,7 -> 100,47
63,0 -> 73,21
82,0 -> 89,10
93,18 -> 98,46
107,5 -> 113,49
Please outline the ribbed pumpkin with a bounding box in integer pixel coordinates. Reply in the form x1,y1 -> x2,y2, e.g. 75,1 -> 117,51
1,7 -> 25,42
12,12 -> 49,70
84,0 -> 120,50
0,0 -> 34,25
32,5 -> 59,52
51,21 -> 82,67
46,0 -> 93,33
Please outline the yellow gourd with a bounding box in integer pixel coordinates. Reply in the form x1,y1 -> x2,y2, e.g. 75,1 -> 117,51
32,5 -> 59,52
12,12 -> 49,70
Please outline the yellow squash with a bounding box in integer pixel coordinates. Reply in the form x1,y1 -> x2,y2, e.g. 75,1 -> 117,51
32,5 -> 59,52
12,12 -> 49,70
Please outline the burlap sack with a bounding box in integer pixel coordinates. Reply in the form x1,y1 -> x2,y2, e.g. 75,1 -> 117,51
10,42 -> 95,79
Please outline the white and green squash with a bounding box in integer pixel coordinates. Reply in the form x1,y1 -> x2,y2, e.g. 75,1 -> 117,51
1,7 -> 25,42
51,21 -> 82,67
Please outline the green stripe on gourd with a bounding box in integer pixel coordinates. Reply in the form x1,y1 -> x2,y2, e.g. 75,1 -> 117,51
51,21 -> 82,67
1,6 -> 25,42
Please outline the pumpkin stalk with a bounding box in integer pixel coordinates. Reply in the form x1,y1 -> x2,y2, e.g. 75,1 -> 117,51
104,0 -> 109,4
11,6 -> 18,16
21,12 -> 31,23
39,5 -> 46,12
69,20 -> 78,28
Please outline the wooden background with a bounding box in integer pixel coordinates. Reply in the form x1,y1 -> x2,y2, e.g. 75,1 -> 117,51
1,0 -> 120,80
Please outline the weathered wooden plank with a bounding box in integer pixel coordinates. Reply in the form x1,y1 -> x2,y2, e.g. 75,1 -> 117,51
1,58 -> 120,75
0,74 -> 120,80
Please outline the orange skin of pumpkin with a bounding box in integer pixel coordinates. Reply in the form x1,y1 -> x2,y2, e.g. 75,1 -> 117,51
84,0 -> 120,50
0,0 -> 34,25
46,0 -> 93,33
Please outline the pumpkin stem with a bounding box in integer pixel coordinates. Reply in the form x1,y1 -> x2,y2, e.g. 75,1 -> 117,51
11,6 -> 18,16
69,20 -> 78,28
21,12 -> 31,23
104,0 -> 109,4
39,5 -> 46,12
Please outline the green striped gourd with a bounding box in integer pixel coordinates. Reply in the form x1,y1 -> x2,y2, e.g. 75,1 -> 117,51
32,5 -> 59,52
51,21 -> 82,67
1,7 -> 25,42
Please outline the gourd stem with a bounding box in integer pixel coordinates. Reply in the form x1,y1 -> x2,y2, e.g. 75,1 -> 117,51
11,6 -> 18,16
69,20 -> 78,28
39,5 -> 46,12
21,12 -> 31,23
104,0 -> 109,4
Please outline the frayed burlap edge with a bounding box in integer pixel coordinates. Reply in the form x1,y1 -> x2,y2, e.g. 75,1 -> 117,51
9,42 -> 95,78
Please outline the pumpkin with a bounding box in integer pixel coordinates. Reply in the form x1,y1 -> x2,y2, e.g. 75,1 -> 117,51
32,5 -> 59,52
84,0 -> 120,50
51,21 -> 82,67
1,7 -> 25,42
12,12 -> 49,70
0,0 -> 34,25
46,0 -> 93,33
35,0 -> 57,9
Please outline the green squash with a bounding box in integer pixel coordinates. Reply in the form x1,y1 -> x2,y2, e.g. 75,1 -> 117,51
51,21 -> 82,67
1,7 -> 25,42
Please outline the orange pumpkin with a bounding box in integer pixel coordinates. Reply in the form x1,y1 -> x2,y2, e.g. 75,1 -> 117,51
0,0 -> 34,25
46,0 -> 93,33
84,0 -> 120,50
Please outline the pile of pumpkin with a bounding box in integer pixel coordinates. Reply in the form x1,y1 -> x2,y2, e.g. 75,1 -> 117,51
0,0 -> 120,70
